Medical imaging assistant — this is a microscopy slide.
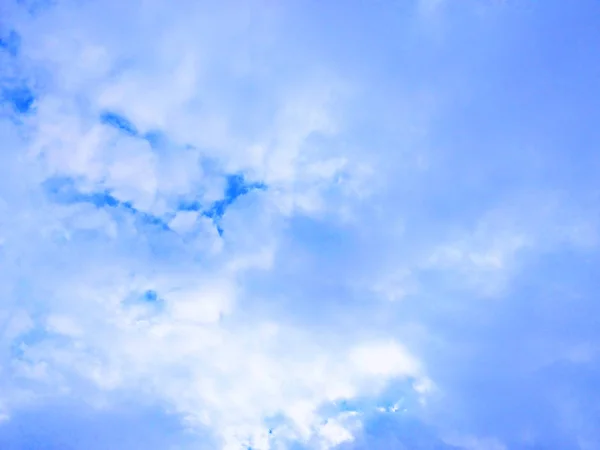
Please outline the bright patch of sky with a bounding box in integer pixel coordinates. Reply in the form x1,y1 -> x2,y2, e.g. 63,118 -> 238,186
1,0 -> 600,449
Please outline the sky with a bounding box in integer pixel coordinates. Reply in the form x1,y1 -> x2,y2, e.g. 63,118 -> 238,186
1,0 -> 600,449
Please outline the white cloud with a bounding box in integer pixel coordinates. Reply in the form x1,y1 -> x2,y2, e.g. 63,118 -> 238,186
0,1 -> 428,448
168,211 -> 198,235
317,412 -> 360,449
3,1 -> 599,449
371,269 -> 417,302
166,280 -> 234,324
421,193 -> 598,297
46,315 -> 84,337
350,341 -> 422,379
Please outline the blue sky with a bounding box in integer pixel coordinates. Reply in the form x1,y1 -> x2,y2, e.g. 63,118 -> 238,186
1,0 -> 600,449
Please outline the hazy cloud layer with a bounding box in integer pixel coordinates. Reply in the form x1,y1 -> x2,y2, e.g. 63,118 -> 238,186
1,0 -> 600,449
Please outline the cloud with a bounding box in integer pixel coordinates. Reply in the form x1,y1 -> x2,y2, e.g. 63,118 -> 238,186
0,1 -> 426,448
2,0 -> 600,449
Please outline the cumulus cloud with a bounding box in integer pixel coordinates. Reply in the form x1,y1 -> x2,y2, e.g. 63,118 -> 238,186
2,0 -> 600,449
0,1 -> 428,448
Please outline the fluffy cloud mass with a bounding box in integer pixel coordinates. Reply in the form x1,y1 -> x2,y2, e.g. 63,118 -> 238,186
1,0 -> 600,449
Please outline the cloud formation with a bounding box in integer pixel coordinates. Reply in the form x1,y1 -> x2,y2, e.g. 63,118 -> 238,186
1,0 -> 600,449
